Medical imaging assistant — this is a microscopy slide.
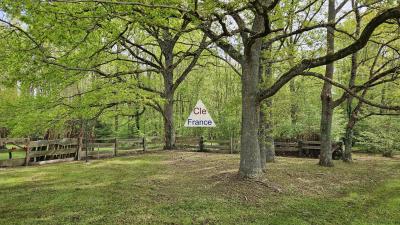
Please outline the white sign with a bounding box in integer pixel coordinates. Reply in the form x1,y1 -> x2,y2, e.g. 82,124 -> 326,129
184,100 -> 216,127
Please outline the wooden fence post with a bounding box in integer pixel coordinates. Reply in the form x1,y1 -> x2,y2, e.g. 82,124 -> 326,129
114,138 -> 118,157
230,136 -> 233,154
199,136 -> 204,152
97,143 -> 100,160
77,135 -> 82,161
85,138 -> 88,163
142,137 -> 146,151
24,138 -> 31,166
298,140 -> 303,157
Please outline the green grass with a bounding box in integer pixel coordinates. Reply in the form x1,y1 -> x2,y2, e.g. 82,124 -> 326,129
0,152 -> 399,225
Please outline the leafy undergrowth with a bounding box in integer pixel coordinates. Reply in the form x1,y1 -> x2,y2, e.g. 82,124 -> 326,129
0,151 -> 399,225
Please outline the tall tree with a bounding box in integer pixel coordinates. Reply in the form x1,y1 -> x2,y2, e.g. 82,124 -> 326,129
119,21 -> 208,149
197,1 -> 400,177
319,0 -> 337,167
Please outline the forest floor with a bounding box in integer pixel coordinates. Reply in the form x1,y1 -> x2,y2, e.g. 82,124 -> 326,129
0,151 -> 399,225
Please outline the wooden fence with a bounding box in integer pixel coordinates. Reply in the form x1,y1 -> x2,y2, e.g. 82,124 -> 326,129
0,137 -> 343,167
0,136 -> 169,166
175,136 -> 240,154
275,140 -> 343,159
80,137 -> 161,159
0,138 -> 78,167
0,136 -> 240,167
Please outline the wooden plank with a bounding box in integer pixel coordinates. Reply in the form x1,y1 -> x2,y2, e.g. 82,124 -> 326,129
274,142 -> 298,146
80,151 -> 113,156
87,143 -> 115,148
57,139 -> 78,146
90,138 -> 116,142
275,147 -> 298,152
118,147 -> 144,151
0,158 -> 26,167
301,141 -> 321,145
29,140 -> 49,148
29,148 -> 77,157
117,139 -> 142,144
30,158 -> 75,165
301,146 -> 321,150
175,141 -> 198,145
80,151 -> 114,159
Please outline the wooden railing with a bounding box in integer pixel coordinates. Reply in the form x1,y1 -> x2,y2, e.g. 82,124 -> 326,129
81,137 -> 148,159
275,140 -> 343,159
0,138 -> 79,167
1,137 -> 342,167
0,137 -> 161,166
175,136 -> 240,153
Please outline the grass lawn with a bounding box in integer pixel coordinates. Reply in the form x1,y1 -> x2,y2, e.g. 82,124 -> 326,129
0,151 -> 399,225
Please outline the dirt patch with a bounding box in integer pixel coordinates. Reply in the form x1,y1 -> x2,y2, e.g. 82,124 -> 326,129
207,171 -> 284,203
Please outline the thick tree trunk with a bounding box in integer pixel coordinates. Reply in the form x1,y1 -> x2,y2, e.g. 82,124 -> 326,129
259,107 -> 267,172
343,123 -> 354,162
320,98 -> 334,166
240,60 -> 262,178
239,15 -> 264,178
319,0 -> 335,167
163,70 -> 175,150
163,96 -> 175,150
161,40 -> 176,150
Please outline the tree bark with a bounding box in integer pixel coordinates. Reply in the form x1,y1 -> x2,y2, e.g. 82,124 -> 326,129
319,0 -> 335,167
163,95 -> 175,150
240,59 -> 262,178
239,15 -> 264,178
342,0 -> 361,163
343,121 -> 355,162
114,105 -> 119,133
259,107 -> 267,172
265,97 -> 275,163
161,39 -> 176,150
163,73 -> 175,149
259,48 -> 275,165
289,79 -> 298,126
260,104 -> 275,164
